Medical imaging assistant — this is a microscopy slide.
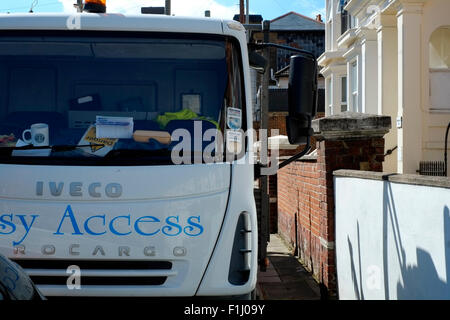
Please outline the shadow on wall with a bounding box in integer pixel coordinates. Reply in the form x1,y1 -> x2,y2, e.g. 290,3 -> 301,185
395,205 -> 450,299
346,182 -> 449,300
382,181 -> 449,300
347,221 -> 364,300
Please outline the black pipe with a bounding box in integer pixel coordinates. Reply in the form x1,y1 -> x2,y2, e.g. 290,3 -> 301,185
277,137 -> 311,171
249,42 -> 316,60
445,122 -> 450,177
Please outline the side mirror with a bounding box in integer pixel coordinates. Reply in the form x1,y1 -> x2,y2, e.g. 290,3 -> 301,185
286,54 -> 318,144
0,253 -> 45,300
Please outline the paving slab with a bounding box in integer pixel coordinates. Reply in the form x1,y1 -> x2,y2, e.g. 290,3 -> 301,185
256,234 -> 321,300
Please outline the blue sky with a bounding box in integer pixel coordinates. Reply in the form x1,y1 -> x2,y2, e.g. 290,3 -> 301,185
0,0 -> 325,21
0,0 -> 63,13
211,0 -> 325,20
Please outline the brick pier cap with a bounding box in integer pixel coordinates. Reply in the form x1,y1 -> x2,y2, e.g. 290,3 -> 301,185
312,112 -> 392,141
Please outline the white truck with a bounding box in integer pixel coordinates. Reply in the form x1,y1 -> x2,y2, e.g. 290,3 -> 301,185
0,1 -> 317,299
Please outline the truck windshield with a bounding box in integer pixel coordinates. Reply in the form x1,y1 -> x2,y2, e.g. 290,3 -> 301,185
0,32 -> 245,165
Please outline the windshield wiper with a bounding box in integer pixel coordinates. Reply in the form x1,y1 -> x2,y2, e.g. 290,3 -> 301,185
102,148 -> 175,165
0,144 -> 104,153
104,148 -> 171,158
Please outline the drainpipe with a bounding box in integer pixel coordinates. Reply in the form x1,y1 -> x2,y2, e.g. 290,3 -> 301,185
445,122 -> 450,177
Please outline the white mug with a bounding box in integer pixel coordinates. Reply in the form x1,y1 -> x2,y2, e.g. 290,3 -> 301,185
22,123 -> 49,146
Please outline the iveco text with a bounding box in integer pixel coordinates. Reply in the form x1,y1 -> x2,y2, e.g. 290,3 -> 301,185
36,181 -> 123,198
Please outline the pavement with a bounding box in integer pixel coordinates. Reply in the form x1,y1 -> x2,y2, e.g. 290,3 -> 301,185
256,234 -> 322,300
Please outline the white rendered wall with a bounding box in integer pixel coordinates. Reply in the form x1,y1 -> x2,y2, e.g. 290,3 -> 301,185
335,175 -> 450,300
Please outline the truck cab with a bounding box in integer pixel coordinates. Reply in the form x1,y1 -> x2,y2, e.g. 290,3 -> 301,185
0,12 -> 257,298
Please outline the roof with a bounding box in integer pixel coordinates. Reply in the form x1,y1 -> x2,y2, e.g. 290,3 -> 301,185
270,11 -> 324,31
233,14 -> 263,24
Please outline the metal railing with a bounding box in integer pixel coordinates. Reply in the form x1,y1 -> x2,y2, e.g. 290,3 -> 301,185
419,161 -> 446,177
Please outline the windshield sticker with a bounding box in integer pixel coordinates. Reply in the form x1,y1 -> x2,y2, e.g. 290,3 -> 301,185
226,129 -> 243,154
226,107 -> 242,130
95,116 -> 134,139
79,126 -> 118,156
0,205 -> 204,247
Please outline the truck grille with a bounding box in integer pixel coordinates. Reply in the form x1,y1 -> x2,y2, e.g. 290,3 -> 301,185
11,259 -> 174,287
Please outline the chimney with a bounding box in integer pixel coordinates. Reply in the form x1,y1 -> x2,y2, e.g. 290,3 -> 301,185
316,14 -> 323,22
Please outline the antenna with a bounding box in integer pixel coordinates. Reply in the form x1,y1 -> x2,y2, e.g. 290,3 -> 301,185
29,0 -> 38,13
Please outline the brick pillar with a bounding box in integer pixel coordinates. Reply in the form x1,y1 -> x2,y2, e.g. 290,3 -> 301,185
277,112 -> 391,297
312,112 -> 391,295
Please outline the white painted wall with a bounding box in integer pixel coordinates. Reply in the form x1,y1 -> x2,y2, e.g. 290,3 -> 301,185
335,175 -> 450,300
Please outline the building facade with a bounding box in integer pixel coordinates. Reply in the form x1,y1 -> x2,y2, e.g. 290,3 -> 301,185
270,11 -> 325,70
318,0 -> 450,174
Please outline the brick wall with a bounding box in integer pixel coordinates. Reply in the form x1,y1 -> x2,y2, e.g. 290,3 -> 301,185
254,112 -> 288,137
254,112 -> 325,137
278,157 -> 321,270
256,112 -> 325,234
277,133 -> 387,296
